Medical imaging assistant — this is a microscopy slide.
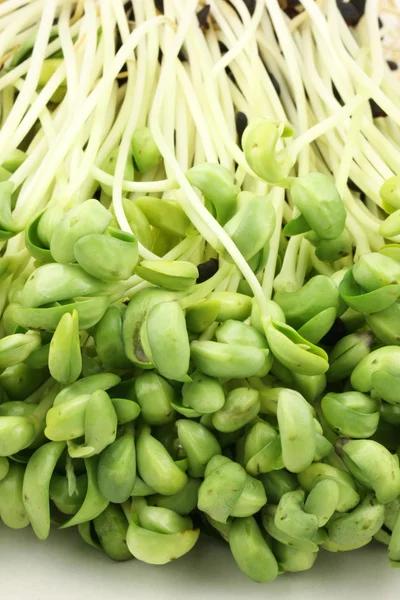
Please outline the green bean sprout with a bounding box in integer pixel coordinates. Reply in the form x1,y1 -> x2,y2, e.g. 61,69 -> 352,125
1,0 -> 400,583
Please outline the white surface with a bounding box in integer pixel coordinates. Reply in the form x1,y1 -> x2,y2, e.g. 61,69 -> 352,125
0,523 -> 399,600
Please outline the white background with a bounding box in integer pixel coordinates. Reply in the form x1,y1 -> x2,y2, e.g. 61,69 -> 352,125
1,523 -> 399,599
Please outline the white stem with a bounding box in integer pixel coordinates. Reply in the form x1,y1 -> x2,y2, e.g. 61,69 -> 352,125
0,0 -> 58,164
212,0 -> 265,78
12,15 -> 170,225
59,2 -> 79,115
0,18 -> 88,92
